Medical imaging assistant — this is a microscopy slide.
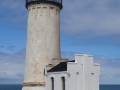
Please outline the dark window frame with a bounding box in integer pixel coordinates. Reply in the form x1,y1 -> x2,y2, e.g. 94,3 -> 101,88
61,77 -> 65,90
51,77 -> 54,90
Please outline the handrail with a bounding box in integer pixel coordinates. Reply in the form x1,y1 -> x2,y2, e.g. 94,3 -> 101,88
26,0 -> 63,9
26,0 -> 62,5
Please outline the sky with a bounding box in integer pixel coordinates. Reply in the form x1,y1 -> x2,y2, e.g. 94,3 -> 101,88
0,0 -> 120,84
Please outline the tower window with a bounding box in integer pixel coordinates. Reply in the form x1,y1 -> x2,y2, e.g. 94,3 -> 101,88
51,77 -> 54,90
61,77 -> 65,90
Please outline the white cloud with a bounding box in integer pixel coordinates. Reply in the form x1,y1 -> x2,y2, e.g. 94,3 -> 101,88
94,55 -> 120,84
0,48 -> 25,84
0,0 -> 25,11
61,0 -> 120,39
0,49 -> 120,84
0,0 -> 27,24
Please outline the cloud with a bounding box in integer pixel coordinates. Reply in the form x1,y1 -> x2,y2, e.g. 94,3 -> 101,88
0,49 -> 119,84
61,37 -> 120,47
0,0 -> 27,30
0,48 -> 25,84
1,0 -> 120,38
61,0 -> 120,40
7,46 -> 16,51
0,44 -> 17,52
61,51 -> 76,60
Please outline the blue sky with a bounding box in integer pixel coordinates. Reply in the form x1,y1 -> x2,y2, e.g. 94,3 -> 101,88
0,0 -> 120,84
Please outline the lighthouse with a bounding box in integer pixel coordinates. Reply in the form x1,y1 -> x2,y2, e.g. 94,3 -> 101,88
22,0 -> 100,90
22,0 -> 63,90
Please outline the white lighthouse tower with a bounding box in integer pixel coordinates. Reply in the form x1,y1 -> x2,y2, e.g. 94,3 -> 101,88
22,0 -> 63,90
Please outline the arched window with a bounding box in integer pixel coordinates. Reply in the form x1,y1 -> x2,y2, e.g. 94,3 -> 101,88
61,77 -> 65,90
51,77 -> 54,90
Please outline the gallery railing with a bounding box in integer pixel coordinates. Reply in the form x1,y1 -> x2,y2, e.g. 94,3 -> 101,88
26,0 -> 63,9
26,0 -> 62,4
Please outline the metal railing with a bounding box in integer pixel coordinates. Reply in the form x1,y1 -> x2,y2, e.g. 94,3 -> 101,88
26,0 -> 62,5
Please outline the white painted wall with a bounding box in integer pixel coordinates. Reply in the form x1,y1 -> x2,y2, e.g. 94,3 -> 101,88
46,54 -> 100,90
46,72 -> 68,90
93,64 -> 100,90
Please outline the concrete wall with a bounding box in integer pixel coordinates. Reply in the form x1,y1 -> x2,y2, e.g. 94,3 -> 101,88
22,3 -> 61,90
24,3 -> 61,83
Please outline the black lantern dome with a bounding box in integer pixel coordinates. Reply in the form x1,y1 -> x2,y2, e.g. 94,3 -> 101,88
26,0 -> 63,9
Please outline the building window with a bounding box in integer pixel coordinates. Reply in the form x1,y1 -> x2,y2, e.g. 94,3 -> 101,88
51,77 -> 54,90
61,77 -> 65,90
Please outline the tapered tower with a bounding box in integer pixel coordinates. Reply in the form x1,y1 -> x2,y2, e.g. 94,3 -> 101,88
22,0 -> 63,90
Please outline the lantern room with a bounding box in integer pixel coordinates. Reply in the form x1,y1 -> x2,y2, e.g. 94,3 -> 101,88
26,0 -> 63,9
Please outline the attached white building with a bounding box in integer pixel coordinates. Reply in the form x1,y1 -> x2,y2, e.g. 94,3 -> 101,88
45,54 -> 100,90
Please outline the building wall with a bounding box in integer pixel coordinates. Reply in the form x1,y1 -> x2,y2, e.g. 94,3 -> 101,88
46,72 -> 68,90
46,54 -> 100,90
74,54 -> 100,90
93,64 -> 100,90
67,62 -> 83,90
